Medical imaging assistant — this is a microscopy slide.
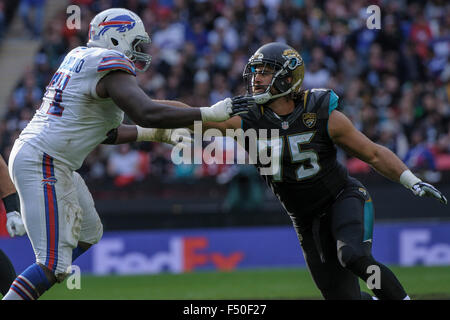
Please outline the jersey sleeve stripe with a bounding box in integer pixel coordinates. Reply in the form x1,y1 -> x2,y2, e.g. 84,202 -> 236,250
98,54 -> 136,75
98,60 -> 136,72
99,56 -> 135,67
98,62 -> 135,70
100,56 -> 133,64
97,64 -> 136,76
328,90 -> 339,115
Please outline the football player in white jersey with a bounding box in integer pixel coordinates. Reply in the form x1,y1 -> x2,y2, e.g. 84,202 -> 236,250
2,8 -> 246,300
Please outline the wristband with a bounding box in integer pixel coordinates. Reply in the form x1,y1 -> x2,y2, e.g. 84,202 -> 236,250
199,107 -> 214,122
136,126 -> 157,142
2,193 -> 20,213
200,98 -> 231,122
399,170 -> 422,189
136,126 -> 171,143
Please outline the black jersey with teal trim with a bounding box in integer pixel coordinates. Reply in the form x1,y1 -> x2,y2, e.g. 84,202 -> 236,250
240,89 -> 351,223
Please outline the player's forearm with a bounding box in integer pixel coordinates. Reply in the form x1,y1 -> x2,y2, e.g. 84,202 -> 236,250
110,84 -> 203,128
153,100 -> 192,109
139,102 -> 202,128
116,125 -> 138,144
153,100 -> 211,132
0,157 -> 16,199
102,125 -> 137,144
152,100 -> 241,134
151,100 -> 198,130
366,144 -> 409,183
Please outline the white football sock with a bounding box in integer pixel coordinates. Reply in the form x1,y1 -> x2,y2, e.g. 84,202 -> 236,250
2,289 -> 25,300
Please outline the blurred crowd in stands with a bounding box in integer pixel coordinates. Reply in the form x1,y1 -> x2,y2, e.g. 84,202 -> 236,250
0,0 -> 449,201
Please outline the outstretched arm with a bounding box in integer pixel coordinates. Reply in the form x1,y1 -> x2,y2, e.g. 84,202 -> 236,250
97,71 -> 246,128
152,99 -> 243,134
101,99 -> 243,145
328,110 -> 407,181
328,110 -> 447,204
99,71 -> 201,128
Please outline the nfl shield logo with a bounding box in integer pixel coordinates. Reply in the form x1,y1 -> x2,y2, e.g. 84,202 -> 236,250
281,121 -> 289,130
302,113 -> 317,128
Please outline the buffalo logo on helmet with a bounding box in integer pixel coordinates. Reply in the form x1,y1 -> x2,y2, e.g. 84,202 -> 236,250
97,15 -> 136,37
302,113 -> 317,128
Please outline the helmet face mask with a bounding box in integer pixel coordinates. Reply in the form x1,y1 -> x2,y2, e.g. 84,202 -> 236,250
243,42 -> 305,105
130,35 -> 152,70
244,62 -> 286,100
87,8 -> 152,72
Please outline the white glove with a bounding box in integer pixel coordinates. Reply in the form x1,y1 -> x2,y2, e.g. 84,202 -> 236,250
411,182 -> 447,204
200,96 -> 252,122
136,127 -> 193,147
6,211 -> 26,237
200,98 -> 233,122
400,170 -> 447,204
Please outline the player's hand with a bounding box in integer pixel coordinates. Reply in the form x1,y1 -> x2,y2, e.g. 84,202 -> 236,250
411,182 -> 447,204
137,127 -> 193,147
169,128 -> 193,148
200,96 -> 250,122
230,95 -> 254,116
6,211 -> 26,237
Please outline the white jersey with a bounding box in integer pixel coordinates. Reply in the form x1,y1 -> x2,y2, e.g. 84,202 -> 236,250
18,46 -> 137,170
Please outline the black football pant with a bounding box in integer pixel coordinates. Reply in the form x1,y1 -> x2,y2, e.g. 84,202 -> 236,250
294,183 -> 408,300
0,249 -> 16,296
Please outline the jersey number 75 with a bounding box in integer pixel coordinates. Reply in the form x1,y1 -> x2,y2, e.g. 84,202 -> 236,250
258,131 -> 321,182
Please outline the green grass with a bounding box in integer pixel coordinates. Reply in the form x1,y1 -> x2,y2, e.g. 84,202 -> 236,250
39,266 -> 450,300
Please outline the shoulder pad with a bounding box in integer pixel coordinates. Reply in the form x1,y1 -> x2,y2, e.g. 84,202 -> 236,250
97,49 -> 136,76
305,88 -> 340,119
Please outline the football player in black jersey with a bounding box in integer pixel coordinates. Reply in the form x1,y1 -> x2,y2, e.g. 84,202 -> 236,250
106,42 -> 447,300
209,42 -> 447,300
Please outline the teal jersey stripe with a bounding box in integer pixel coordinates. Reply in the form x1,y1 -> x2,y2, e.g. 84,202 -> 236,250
327,90 -> 339,139
363,200 -> 374,241
328,90 -> 339,115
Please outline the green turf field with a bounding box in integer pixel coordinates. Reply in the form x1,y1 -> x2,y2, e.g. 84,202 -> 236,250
37,265 -> 450,300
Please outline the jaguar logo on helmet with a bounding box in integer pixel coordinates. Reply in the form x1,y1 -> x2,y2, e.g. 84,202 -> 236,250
250,52 -> 264,61
282,49 -> 303,70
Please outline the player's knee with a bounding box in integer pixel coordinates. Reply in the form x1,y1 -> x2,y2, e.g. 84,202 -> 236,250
337,242 -> 366,268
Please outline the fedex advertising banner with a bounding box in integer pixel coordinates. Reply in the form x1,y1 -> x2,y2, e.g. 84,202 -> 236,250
0,222 -> 449,275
